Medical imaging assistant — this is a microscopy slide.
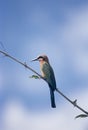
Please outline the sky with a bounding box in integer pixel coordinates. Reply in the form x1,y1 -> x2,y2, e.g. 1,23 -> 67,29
0,0 -> 88,130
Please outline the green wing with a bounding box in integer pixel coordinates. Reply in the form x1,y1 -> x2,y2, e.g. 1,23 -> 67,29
42,62 -> 56,90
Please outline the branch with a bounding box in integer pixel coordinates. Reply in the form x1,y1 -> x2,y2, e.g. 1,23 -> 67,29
0,50 -> 88,117
0,50 -> 43,79
56,88 -> 88,116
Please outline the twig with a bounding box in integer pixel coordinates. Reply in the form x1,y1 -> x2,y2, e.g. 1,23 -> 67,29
0,50 -> 88,116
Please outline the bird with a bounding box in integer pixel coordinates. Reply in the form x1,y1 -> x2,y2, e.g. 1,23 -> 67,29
32,55 -> 56,108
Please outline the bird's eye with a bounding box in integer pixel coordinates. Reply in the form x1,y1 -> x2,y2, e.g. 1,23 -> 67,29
43,58 -> 45,60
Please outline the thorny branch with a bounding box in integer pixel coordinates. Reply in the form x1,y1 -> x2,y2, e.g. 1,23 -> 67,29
0,50 -> 88,118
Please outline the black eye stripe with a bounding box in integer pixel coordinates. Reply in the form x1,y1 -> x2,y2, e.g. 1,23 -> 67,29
38,56 -> 44,59
38,56 -> 43,58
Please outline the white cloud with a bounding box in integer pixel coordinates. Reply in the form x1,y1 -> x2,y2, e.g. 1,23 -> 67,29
62,6 -> 88,43
57,5 -> 88,76
2,88 -> 88,130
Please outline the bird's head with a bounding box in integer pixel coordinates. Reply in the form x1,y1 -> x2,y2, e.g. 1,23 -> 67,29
32,55 -> 49,63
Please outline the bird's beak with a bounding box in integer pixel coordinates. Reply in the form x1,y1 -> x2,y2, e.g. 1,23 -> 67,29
31,58 -> 38,62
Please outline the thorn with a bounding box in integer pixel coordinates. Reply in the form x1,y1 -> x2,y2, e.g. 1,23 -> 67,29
24,62 -> 27,68
4,53 -> 8,57
73,99 -> 77,106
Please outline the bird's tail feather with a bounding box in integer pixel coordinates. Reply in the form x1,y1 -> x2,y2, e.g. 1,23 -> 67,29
50,88 -> 56,108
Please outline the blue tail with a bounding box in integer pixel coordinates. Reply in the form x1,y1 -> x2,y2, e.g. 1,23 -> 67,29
49,88 -> 56,108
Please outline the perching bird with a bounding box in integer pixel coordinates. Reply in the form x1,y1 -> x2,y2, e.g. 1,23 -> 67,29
32,55 -> 56,108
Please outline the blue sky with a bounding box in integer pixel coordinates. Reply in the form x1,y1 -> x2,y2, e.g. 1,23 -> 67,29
0,0 -> 88,130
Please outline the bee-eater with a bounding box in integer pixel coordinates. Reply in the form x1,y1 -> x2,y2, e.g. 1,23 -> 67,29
32,55 -> 56,108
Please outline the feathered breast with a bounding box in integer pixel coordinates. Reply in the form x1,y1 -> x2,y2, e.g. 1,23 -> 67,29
40,62 -> 56,90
